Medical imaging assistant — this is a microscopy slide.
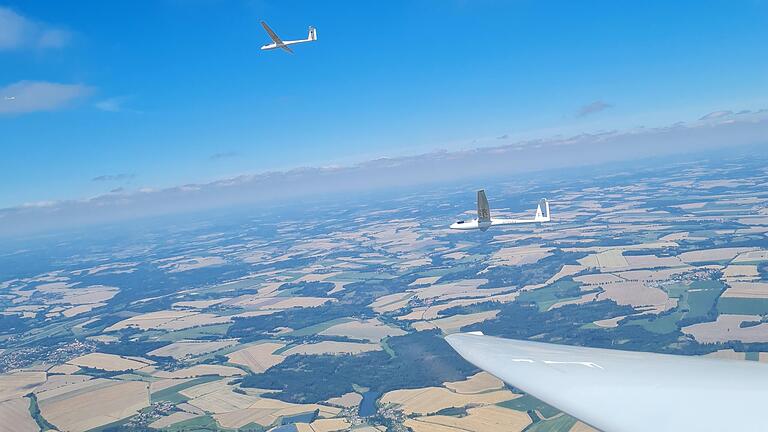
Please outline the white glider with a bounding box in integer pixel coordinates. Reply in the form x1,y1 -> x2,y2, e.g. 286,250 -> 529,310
260,21 -> 317,54
3,96 -> 15,100
450,190 -> 550,230
446,332 -> 768,432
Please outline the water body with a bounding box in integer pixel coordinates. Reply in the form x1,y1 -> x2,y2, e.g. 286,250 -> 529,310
358,390 -> 381,417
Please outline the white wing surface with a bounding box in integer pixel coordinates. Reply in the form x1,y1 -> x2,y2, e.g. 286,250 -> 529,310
446,332 -> 768,432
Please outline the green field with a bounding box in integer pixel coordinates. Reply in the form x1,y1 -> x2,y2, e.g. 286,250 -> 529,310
524,414 -> 579,432
517,280 -> 584,312
718,298 -> 768,315
498,394 -> 561,419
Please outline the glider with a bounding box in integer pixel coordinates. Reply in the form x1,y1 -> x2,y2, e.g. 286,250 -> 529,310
260,21 -> 317,54
446,332 -> 768,432
450,190 -> 550,230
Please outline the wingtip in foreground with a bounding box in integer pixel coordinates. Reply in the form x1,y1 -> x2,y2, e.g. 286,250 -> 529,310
450,190 -> 550,230
446,332 -> 768,432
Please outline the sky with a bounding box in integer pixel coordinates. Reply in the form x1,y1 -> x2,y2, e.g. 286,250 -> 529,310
1,0 -> 768,229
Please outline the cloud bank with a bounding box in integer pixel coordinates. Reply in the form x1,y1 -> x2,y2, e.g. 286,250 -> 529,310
0,81 -> 91,115
2,110 -> 767,236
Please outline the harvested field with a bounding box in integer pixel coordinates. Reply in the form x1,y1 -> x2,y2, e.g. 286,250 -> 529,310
380,387 -> 516,415
37,379 -> 149,432
319,318 -> 407,342
545,265 -> 586,284
733,250 -> 768,263
444,372 -> 503,394
722,265 -> 759,281
578,250 -> 628,269
213,399 -> 340,429
47,364 -> 80,375
0,371 -> 46,401
683,314 -> 768,343
282,341 -> 381,356
370,292 -> 413,313
304,418 -> 352,432
721,282 -> 768,298
412,310 -> 500,334
148,339 -> 237,359
405,405 -> 531,432
227,342 -> 286,373
490,246 -> 553,267
153,364 -> 245,379
68,353 -> 151,371
679,248 -> 757,263
597,281 -> 676,314
149,411 -> 202,429
325,392 -> 362,408
0,398 -> 37,432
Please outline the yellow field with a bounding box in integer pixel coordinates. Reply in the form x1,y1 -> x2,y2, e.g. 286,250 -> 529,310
405,405 -> 531,432
213,398 -> 341,429
319,318 -> 406,342
570,421 -> 600,431
412,310 -> 499,334
148,339 -> 238,359
0,398 -> 38,432
37,379 -> 149,432
68,352 -> 151,371
300,418 -> 351,432
282,341 -> 381,356
721,282 -> 768,298
380,387 -> 516,415
325,391 -> 362,408
227,342 -> 286,373
444,372 -> 503,394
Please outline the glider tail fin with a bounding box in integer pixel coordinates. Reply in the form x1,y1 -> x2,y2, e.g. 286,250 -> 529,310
535,198 -> 550,222
308,26 -> 317,41
477,190 -> 491,222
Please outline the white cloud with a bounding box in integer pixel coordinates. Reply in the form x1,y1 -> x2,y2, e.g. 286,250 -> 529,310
0,81 -> 91,115
0,7 -> 71,51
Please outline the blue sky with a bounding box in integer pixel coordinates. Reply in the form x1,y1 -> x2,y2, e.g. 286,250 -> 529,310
2,0 -> 767,209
